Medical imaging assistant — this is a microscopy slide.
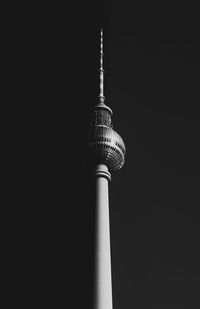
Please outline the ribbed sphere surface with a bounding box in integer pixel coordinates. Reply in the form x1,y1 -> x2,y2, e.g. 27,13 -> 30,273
88,125 -> 126,172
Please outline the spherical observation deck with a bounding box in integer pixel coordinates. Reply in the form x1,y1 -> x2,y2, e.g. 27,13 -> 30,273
88,117 -> 126,172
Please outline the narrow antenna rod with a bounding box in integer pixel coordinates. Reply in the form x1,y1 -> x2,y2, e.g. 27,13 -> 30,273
99,29 -> 105,104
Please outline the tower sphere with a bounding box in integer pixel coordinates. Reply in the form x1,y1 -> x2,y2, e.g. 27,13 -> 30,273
88,105 -> 126,172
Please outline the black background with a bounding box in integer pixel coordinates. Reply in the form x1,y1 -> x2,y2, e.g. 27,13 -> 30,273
14,1 -> 200,307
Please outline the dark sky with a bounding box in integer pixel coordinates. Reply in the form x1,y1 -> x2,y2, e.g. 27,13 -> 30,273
25,1 -> 200,308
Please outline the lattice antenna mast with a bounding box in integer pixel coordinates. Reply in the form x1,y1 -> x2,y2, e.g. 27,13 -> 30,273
99,29 -> 105,104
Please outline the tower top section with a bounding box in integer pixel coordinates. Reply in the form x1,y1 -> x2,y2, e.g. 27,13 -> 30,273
88,30 -> 126,173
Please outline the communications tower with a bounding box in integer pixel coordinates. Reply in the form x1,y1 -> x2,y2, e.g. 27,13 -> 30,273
88,30 -> 126,309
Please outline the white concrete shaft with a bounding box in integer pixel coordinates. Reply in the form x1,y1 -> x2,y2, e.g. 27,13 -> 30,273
94,164 -> 113,309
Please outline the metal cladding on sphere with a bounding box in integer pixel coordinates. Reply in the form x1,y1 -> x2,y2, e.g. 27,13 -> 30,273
88,105 -> 126,172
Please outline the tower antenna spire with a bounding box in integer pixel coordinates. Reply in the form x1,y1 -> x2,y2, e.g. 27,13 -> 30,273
99,29 -> 105,104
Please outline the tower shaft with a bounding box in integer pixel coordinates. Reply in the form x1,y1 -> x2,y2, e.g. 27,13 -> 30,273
94,164 -> 113,309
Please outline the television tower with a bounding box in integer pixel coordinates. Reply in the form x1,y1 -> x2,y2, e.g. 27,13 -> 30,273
88,30 -> 126,309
